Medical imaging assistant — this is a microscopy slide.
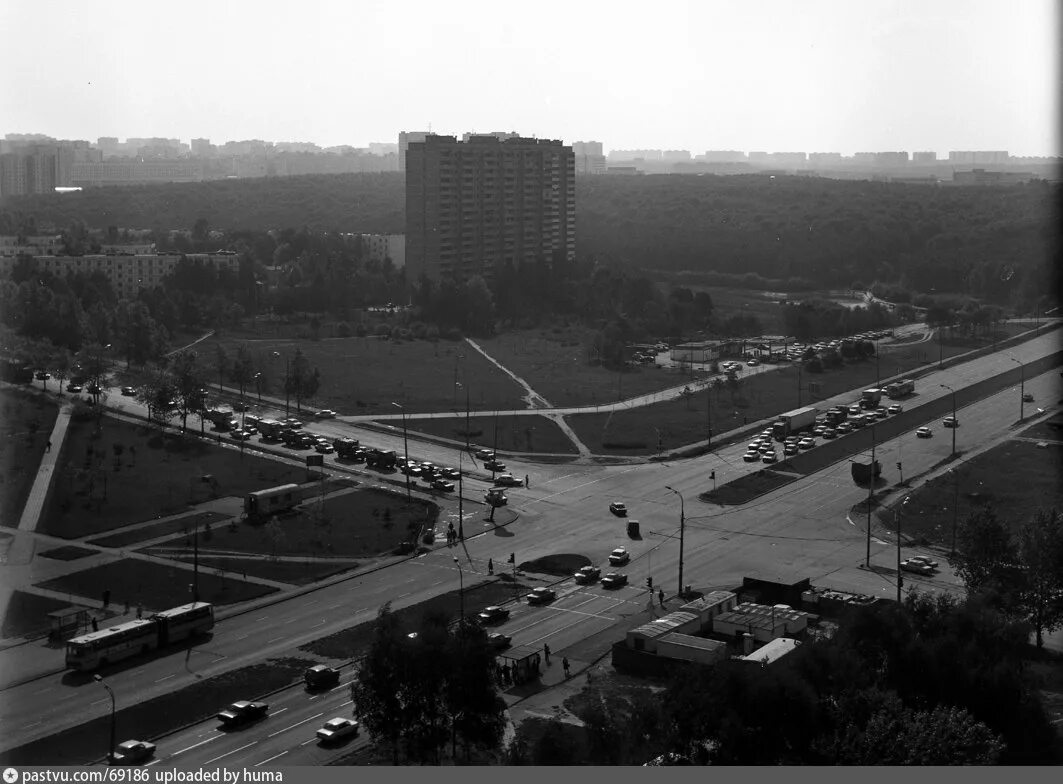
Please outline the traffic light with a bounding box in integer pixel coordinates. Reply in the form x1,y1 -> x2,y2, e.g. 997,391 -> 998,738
710,470 -> 715,480
646,576 -> 653,589
508,552 -> 515,564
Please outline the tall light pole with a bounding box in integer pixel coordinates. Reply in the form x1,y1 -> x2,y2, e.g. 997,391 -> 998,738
391,402 -> 410,500
949,468 -> 960,557
665,486 -> 686,598
253,372 -> 262,403
453,556 -> 464,622
457,449 -> 465,541
940,384 -> 957,457
271,351 -> 290,417
93,674 -> 117,764
895,496 -> 910,604
1006,356 -> 1025,421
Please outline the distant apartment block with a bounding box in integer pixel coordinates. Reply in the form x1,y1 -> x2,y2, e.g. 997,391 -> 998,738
808,152 -> 842,166
405,134 -> 575,281
948,150 -> 1009,165
661,150 -> 691,162
0,235 -> 64,256
0,250 -> 240,297
0,145 -> 74,197
697,150 -> 747,163
71,161 -> 204,187
911,151 -> 937,163
398,131 -> 431,171
572,141 -> 606,175
952,168 -> 1033,186
356,233 -> 406,268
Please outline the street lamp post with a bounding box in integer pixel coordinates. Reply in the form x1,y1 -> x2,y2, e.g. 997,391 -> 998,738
254,372 -> 262,403
895,496 -> 910,604
453,557 -> 464,622
1006,356 -> 1025,421
949,468 -> 960,556
665,486 -> 686,598
391,402 -> 410,501
940,384 -> 957,457
93,674 -> 117,764
865,424 -> 876,567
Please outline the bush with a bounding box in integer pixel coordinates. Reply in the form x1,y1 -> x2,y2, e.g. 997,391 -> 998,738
336,321 -> 352,337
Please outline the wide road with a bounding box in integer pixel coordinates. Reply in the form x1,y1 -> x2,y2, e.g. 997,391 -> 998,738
2,328 -> 1059,761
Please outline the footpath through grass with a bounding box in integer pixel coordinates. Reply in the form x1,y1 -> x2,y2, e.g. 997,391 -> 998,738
400,412 -> 580,455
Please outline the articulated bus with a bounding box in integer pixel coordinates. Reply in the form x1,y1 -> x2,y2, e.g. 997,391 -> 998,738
65,602 -> 215,671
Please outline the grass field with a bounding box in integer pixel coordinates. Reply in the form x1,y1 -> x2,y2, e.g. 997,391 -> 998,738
400,413 -> 580,455
872,432 -> 1063,546
35,557 -> 278,610
1,590 -> 92,640
38,546 -> 97,561
86,511 -> 228,548
208,333 -> 527,414
41,416 -> 305,538
152,553 -> 362,586
0,389 -> 58,526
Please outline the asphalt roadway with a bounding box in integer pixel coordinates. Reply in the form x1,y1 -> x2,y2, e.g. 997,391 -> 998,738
0,328 -> 1060,764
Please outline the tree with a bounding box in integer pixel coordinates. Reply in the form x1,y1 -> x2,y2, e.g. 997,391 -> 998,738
170,351 -> 207,431
136,367 -> 178,426
52,348 -> 73,394
445,622 -> 507,761
213,344 -> 229,393
230,346 -> 256,400
1016,508 -> 1063,648
951,505 -> 1023,611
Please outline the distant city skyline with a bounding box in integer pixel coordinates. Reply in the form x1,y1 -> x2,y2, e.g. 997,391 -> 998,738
1,0 -> 1058,157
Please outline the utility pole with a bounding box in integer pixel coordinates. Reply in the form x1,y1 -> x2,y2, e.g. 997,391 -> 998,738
457,451 -> 464,541
950,468 -> 960,557
665,486 -> 686,598
940,384 -> 957,457
391,402 -> 410,500
706,387 -> 712,446
93,675 -> 117,764
865,425 -> 875,568
453,557 -> 464,621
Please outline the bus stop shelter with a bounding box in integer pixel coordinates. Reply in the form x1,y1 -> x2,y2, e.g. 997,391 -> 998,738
48,607 -> 89,641
496,644 -> 543,685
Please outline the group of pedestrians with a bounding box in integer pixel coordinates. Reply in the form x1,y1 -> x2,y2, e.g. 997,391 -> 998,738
445,522 -> 460,546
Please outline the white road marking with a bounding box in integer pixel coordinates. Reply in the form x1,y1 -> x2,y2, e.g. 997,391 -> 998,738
154,674 -> 176,683
256,751 -> 288,766
300,738 -> 318,746
145,759 -> 161,766
236,634 -> 249,640
266,636 -> 284,643
311,620 -> 325,627
173,736 -> 220,755
90,698 -> 108,706
268,712 -> 323,738
397,592 -> 411,599
340,699 -> 353,707
204,741 -> 257,765
256,616 -> 268,621
272,708 -> 289,716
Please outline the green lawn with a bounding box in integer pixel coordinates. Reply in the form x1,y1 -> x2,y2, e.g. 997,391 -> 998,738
207,334 -> 527,414
399,413 -> 580,455
872,436 -> 1063,546
1,590 -> 92,640
150,553 -> 362,586
0,389 -> 59,526
35,557 -> 278,610
86,511 -> 229,548
40,416 -> 305,538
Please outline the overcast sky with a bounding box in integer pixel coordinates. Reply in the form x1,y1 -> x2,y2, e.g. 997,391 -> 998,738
2,0 -> 1057,156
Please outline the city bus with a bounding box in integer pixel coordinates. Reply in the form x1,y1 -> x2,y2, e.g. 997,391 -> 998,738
65,602 -> 215,671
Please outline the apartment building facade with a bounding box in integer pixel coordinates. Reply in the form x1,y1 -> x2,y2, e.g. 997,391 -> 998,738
405,134 -> 575,281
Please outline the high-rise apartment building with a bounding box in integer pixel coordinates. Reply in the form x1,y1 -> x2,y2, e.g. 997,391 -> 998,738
398,131 -> 431,170
405,134 -> 575,281
0,144 -> 73,197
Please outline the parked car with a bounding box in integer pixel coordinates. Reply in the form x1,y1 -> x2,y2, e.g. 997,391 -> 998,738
609,501 -> 627,516
67,383 -> 84,392
316,717 -> 359,744
474,448 -> 495,460
798,438 -> 815,450
315,409 -> 337,418
822,428 -> 837,439
526,587 -> 557,605
487,632 -> 512,650
120,386 -> 136,396
1022,392 -> 1034,402
399,462 -> 423,477
574,566 -> 601,584
601,572 -> 628,589
440,467 -> 461,479
761,452 -> 778,463
431,479 -> 455,492
783,443 -> 799,456
747,359 -> 759,366
943,416 -> 959,428
743,450 -> 761,462
229,430 -> 252,441
494,473 -> 523,487
477,605 -> 510,624
304,665 -> 341,689
907,555 -> 939,569
608,547 -> 630,566
111,740 -> 156,765
916,426 -> 933,438
888,404 -> 902,414
900,559 -> 934,576
314,442 -> 335,454
217,700 -> 269,726
484,459 -> 507,472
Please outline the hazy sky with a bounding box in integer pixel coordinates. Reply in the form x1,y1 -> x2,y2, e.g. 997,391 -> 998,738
2,0 -> 1057,155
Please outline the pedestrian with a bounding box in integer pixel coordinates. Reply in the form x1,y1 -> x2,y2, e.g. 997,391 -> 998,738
524,474 -> 529,488
45,440 -> 52,453
136,604 -> 143,620
91,618 -> 99,632
658,588 -> 665,608
543,643 -> 551,665
562,657 -> 570,678
487,557 -> 493,575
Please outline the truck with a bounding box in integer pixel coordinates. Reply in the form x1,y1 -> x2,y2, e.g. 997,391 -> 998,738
365,448 -> 398,471
860,389 -> 883,409
825,406 -> 848,426
850,459 -> 882,485
771,406 -> 818,440
257,419 -> 289,441
204,409 -> 236,431
885,379 -> 915,399
333,437 -> 361,459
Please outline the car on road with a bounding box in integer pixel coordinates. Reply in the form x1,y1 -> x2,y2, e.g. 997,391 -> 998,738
574,565 -> 601,585
822,428 -> 837,439
484,488 -> 508,506
608,547 -> 630,566
283,418 -> 304,428
217,700 -> 269,726
609,501 -> 627,516
798,437 -> 815,450
888,404 -> 902,415
836,422 -> 853,434
67,383 -> 83,392
439,467 -> 461,479
783,443 -> 799,456
484,459 -> 507,472
526,587 -> 557,605
908,555 -> 938,569
120,386 -> 136,396
494,473 -> 523,487
35,371 -> 51,380
477,605 -> 510,624
747,359 -> 759,366
916,426 -> 933,438
758,444 -> 774,455
315,409 -> 337,418
474,448 -> 495,460
943,416 -> 959,428
748,440 -> 765,451
601,572 -> 628,589
487,632 -> 513,650
848,404 -> 862,416
874,407 -> 890,419
229,430 -> 253,441
743,450 -> 761,462
399,462 -> 423,477
232,401 -> 250,412
813,425 -> 827,436
761,452 -> 778,463
304,664 -> 341,689
111,740 -> 156,765
900,559 -> 934,576
315,442 -> 335,454
316,717 -> 359,744
1022,392 -> 1034,402
431,479 -> 455,492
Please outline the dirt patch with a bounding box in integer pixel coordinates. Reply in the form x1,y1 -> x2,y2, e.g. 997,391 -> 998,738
35,557 -> 278,611
520,553 -> 591,577
38,545 -> 97,561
